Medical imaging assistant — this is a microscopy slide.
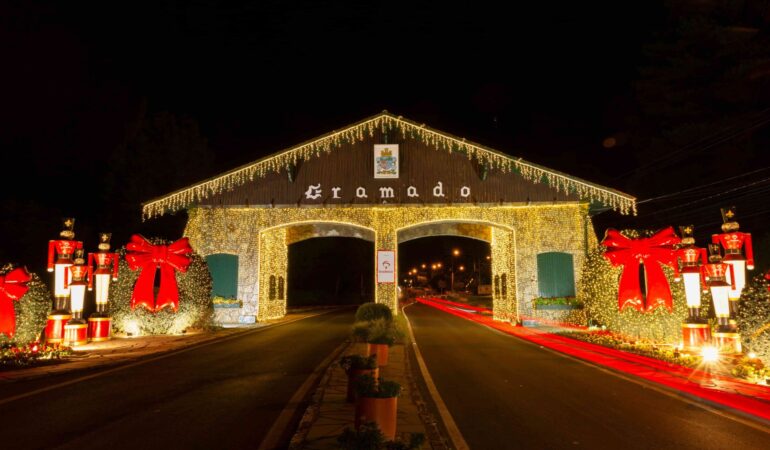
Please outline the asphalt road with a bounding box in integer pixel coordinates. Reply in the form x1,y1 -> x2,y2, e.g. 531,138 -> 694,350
0,308 -> 354,450
405,303 -> 770,450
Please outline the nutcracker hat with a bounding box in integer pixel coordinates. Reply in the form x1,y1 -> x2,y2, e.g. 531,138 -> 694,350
720,206 -> 739,232
73,248 -> 86,265
98,233 -> 112,251
60,217 -> 75,239
708,243 -> 723,263
679,225 -> 695,245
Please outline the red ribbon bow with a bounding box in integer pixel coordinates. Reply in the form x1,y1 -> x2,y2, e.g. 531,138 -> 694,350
0,267 -> 32,338
602,227 -> 681,312
126,235 -> 192,311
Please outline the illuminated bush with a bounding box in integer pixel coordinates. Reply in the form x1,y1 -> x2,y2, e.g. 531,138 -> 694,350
578,230 -> 696,344
737,275 -> 770,366
0,264 -> 50,345
355,302 -> 393,323
111,241 -> 213,335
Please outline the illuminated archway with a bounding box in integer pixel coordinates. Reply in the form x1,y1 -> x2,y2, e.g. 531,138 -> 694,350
148,112 -> 632,325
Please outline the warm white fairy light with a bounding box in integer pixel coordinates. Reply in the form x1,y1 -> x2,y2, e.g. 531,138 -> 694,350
185,203 -> 591,323
144,112 -> 636,219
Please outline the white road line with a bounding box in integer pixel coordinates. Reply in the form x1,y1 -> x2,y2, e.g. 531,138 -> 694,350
402,302 -> 470,450
0,309 -> 339,407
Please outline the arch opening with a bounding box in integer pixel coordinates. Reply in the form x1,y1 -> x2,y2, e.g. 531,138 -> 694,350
288,236 -> 374,308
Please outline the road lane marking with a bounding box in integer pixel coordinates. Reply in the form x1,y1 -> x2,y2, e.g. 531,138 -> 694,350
402,303 -> 470,450
421,302 -> 770,436
0,309 -> 342,406
258,341 -> 348,450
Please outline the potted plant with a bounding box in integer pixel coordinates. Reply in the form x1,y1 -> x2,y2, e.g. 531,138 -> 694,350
339,354 -> 378,402
365,319 -> 399,367
354,375 -> 401,440
337,422 -> 425,450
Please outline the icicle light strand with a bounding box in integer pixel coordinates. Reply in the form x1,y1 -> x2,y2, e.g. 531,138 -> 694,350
143,112 -> 636,219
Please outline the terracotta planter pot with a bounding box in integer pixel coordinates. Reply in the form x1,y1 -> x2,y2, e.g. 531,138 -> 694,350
367,343 -> 389,366
354,396 -> 398,440
346,367 -> 379,402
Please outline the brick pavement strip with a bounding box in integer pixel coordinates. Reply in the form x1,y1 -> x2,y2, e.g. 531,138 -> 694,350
292,343 -> 431,450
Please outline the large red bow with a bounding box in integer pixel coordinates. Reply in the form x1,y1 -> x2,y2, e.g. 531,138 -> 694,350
126,235 -> 192,312
0,267 -> 32,338
602,227 -> 681,312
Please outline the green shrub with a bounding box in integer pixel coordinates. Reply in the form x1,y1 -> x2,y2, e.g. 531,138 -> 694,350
1,342 -> 71,369
355,302 -> 393,323
352,321 -> 371,342
737,275 -> 770,367
365,318 -> 402,346
578,233 -> 692,344
355,374 -> 401,398
0,265 -> 50,345
337,423 -> 425,450
111,242 -> 214,335
339,354 -> 377,373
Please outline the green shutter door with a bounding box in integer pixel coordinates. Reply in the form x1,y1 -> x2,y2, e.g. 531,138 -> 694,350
537,252 -> 575,298
205,254 -> 238,299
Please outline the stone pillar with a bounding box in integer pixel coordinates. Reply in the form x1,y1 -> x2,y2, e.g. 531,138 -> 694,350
374,212 -> 398,314
491,227 -> 517,323
258,227 -> 288,321
237,241 -> 260,324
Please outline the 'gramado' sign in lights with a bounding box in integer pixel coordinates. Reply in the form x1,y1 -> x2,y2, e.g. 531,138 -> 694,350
302,181 -> 471,202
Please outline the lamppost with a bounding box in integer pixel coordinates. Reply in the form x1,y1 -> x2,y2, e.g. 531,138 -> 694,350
450,249 -> 460,293
676,225 -> 709,352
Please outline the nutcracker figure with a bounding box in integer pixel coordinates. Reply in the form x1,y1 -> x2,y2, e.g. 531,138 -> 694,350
704,244 -> 741,353
87,233 -> 119,341
63,249 -> 89,346
45,218 -> 83,343
712,206 -> 753,316
676,226 -> 710,352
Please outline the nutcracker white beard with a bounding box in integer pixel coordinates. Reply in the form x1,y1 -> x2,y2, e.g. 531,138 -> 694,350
54,263 -> 72,297
95,273 -> 111,304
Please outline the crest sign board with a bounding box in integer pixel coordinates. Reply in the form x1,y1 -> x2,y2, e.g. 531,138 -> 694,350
374,144 -> 399,179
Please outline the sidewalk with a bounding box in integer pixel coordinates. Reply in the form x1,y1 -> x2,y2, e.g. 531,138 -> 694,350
418,296 -> 770,423
293,342 -> 430,449
0,311 -> 318,383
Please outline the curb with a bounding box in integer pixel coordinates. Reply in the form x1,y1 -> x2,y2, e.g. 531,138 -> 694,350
288,341 -> 352,449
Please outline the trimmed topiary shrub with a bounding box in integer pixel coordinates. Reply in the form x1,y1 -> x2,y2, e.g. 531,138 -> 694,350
737,275 -> 770,367
111,240 -> 214,336
0,264 -> 51,345
355,302 -> 393,323
578,230 -> 697,344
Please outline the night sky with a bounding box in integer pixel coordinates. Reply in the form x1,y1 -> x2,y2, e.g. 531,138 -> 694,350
3,1 -> 770,277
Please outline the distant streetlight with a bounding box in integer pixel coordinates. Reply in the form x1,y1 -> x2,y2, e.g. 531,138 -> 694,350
451,250 -> 461,293
459,265 -> 465,271
421,263 -> 426,269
